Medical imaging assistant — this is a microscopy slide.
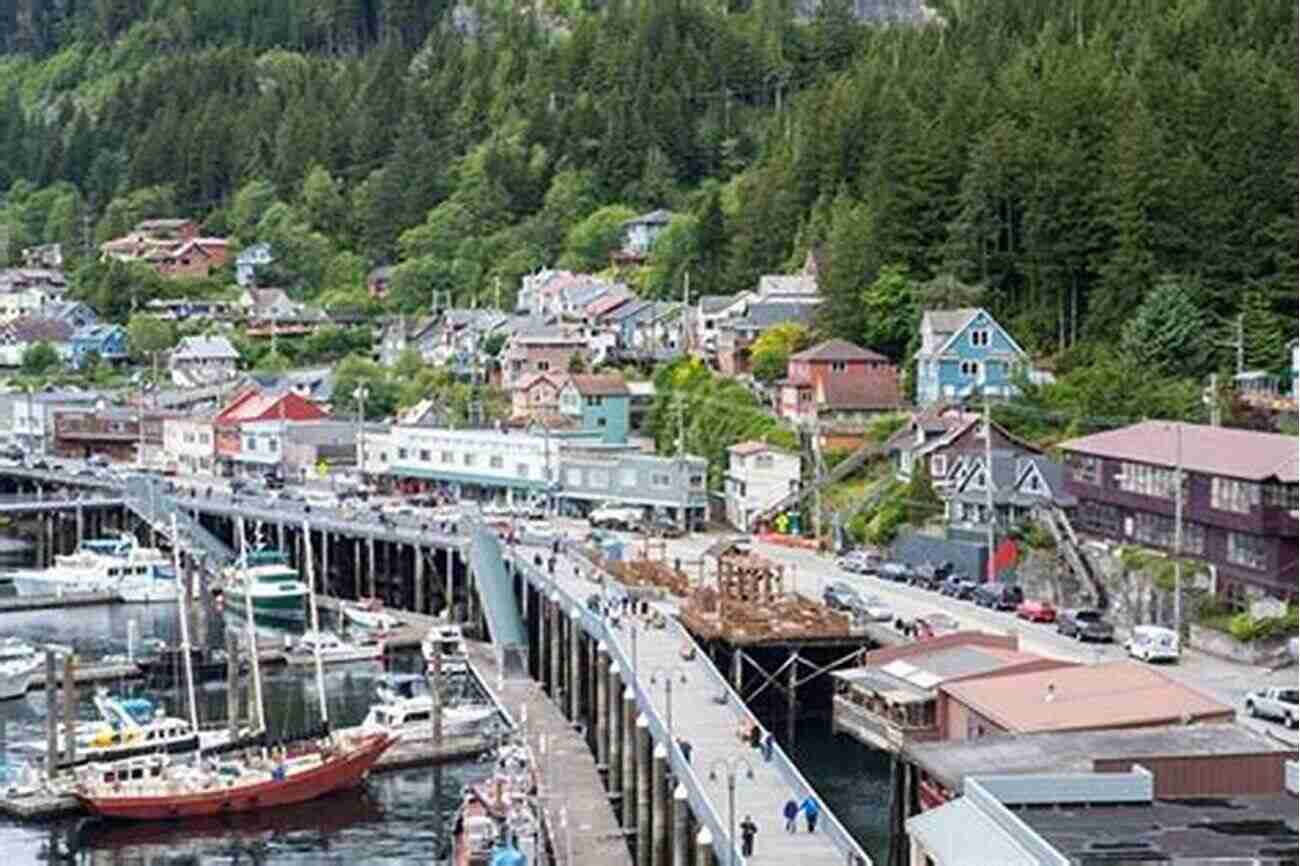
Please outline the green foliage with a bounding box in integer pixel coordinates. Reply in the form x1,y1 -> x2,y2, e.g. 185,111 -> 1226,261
1119,276 -> 1211,378
860,265 -> 918,359
903,459 -> 943,526
1225,606 -> 1298,642
643,216 -> 699,300
750,321 -> 812,384
21,342 -> 61,374
560,205 -> 637,272
125,314 -> 177,359
863,482 -> 908,546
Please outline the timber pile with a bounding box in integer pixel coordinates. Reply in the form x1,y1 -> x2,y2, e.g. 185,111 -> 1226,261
609,557 -> 690,596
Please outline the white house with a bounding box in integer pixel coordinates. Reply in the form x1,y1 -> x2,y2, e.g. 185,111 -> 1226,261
169,336 -> 241,387
382,426 -> 563,502
163,416 -> 216,475
724,440 -> 801,532
234,242 -> 273,288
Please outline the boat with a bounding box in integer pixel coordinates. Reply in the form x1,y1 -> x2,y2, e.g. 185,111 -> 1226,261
452,742 -> 541,866
219,549 -> 309,624
137,646 -> 243,686
286,630 -> 384,666
340,598 -> 402,633
7,534 -> 172,599
360,674 -> 500,740
0,638 -> 40,701
72,519 -> 399,822
421,622 -> 469,675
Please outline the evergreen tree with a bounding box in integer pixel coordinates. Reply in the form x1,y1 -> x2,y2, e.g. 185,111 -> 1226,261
817,191 -> 877,342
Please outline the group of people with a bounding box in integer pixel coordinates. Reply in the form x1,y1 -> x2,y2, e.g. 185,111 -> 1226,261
738,796 -> 819,858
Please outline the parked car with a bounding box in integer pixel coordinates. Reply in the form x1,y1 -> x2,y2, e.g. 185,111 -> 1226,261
1126,625 -> 1180,663
302,489 -> 340,509
642,517 -> 685,538
263,474 -> 285,490
836,550 -> 878,574
973,582 -> 1024,611
1056,609 -> 1115,642
913,611 -> 961,639
854,594 -> 894,622
877,562 -> 911,583
1015,599 -> 1057,623
822,582 -> 862,611
939,575 -> 977,600
1244,687 -> 1299,729
910,561 -> 952,591
588,504 -> 643,531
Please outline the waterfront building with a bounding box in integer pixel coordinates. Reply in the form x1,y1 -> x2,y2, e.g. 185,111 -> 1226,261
163,416 -> 217,475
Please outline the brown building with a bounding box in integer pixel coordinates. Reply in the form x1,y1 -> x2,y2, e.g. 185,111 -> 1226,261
831,632 -> 1075,752
100,219 -> 229,279
778,339 -> 902,425
1061,421 -> 1299,602
53,406 -> 184,462
936,659 -> 1234,741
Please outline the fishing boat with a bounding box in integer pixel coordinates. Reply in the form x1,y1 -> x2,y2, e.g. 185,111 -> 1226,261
340,597 -> 402,633
219,549 -> 309,624
286,630 -> 384,666
452,742 -> 541,866
7,534 -> 171,598
0,638 -> 40,701
421,622 -> 469,675
72,519 -> 399,821
360,674 -> 499,740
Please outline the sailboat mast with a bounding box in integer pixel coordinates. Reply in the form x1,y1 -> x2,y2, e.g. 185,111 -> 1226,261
301,522 -> 329,731
171,515 -> 199,738
238,517 -> 267,736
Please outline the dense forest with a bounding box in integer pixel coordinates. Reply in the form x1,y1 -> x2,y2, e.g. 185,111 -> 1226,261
0,0 -> 1294,385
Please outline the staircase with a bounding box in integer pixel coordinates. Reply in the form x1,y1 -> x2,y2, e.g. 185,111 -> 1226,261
123,476 -> 237,569
1035,504 -> 1107,610
752,439 -> 885,526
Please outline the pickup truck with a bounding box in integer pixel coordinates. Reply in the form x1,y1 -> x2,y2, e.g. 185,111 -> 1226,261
1244,687 -> 1299,728
588,505 -> 643,530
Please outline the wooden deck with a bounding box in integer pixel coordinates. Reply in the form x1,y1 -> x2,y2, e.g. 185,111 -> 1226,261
466,641 -> 632,866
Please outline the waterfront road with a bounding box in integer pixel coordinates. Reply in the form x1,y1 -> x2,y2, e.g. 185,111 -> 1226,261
557,521 -> 1300,748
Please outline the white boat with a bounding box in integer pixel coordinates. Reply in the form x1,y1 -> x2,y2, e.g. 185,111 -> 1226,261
421,623 -> 469,675
360,674 -> 499,740
220,549 -> 308,623
8,535 -> 172,599
286,630 -> 383,666
340,598 -> 402,633
0,638 -> 40,701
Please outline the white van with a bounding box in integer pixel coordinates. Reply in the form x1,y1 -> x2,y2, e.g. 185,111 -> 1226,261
303,489 -> 340,509
1126,625 -> 1180,663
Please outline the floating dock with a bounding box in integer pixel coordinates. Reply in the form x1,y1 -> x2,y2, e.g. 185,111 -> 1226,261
0,591 -> 121,613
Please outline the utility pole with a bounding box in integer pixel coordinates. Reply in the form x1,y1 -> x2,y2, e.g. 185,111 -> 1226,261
1235,314 -> 1245,375
811,419 -> 825,544
681,270 -> 690,354
1207,372 -> 1221,427
983,395 -> 995,580
676,392 -> 687,532
1172,422 -> 1183,635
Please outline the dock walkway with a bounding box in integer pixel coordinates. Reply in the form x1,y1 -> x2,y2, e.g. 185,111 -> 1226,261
467,640 -> 632,866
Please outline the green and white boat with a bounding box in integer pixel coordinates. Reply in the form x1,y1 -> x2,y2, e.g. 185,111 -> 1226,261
221,550 -> 308,624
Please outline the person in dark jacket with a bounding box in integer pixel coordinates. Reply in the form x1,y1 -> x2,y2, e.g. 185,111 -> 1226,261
782,799 -> 799,833
739,815 -> 758,857
801,796 -> 820,832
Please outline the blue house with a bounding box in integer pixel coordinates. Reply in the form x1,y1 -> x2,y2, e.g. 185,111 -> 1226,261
914,308 -> 1028,405
71,324 -> 128,368
559,374 -> 630,445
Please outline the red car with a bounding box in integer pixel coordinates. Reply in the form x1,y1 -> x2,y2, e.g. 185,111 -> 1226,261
1016,599 -> 1057,623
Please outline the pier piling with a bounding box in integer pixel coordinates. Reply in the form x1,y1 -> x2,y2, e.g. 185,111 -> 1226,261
635,715 -> 651,866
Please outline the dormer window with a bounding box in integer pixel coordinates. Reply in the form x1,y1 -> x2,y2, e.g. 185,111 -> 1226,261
970,329 -> 990,348
831,361 -> 847,373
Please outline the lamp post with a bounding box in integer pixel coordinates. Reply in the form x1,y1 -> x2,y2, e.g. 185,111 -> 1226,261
354,384 -> 369,481
629,618 -> 639,683
649,666 -> 688,744
708,757 -> 755,866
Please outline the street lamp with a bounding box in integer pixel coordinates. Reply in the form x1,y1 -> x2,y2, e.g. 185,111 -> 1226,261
649,666 -> 688,744
354,385 -> 369,480
707,757 -> 755,866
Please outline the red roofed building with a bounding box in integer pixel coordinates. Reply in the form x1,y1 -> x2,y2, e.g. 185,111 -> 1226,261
778,339 -> 902,425
213,388 -> 328,472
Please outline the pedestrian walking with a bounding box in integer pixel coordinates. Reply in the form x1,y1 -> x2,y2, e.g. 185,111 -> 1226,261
740,815 -> 758,857
748,724 -> 762,750
783,799 -> 799,833
677,737 -> 692,764
801,796 -> 819,833
761,731 -> 774,762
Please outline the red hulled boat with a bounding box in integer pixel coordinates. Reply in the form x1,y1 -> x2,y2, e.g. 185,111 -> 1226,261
74,731 -> 398,820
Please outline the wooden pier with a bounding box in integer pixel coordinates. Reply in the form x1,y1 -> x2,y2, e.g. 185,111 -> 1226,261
0,591 -> 121,613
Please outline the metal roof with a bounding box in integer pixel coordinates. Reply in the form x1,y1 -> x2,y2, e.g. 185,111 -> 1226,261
1060,420 -> 1299,483
905,797 -> 1038,866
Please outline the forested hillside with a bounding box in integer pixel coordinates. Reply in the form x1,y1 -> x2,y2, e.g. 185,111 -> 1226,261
0,0 -> 1294,378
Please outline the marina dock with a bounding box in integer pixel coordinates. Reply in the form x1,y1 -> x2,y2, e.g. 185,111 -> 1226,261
0,591 -> 121,612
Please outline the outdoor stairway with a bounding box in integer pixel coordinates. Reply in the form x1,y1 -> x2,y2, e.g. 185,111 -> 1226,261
124,476 -> 237,569
1035,503 -> 1107,610
466,525 -> 529,675
753,439 -> 885,526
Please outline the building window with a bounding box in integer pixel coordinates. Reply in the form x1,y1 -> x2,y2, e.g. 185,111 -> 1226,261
1226,532 -> 1268,570
970,329 -> 990,348
1070,455 -> 1101,485
489,455 -> 504,470
1264,483 -> 1299,510
755,455 -> 774,469
620,468 -> 638,487
516,463 -> 530,478
590,469 -> 611,488
597,418 -> 606,428
959,360 -> 980,377
397,448 -> 409,460
419,449 -> 432,462
463,453 -> 476,467
1077,501 -> 1123,536
268,437 -> 278,452
566,468 -> 582,486
244,437 -> 256,452
651,472 -> 672,488
441,451 -> 454,464
538,361 -> 550,372
930,455 -> 947,478
689,473 -> 705,489
1211,477 -> 1258,514
1131,512 -> 1206,554
831,361 -> 847,373
1117,462 -> 1179,499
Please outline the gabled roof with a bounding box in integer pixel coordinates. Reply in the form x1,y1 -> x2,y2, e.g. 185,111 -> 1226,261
513,372 -> 569,392
4,317 -> 74,343
172,336 -> 239,361
567,375 -> 629,397
698,294 -> 738,314
244,288 -> 292,308
729,440 -> 791,457
791,339 -> 888,363
758,274 -> 818,297
1060,420 -> 1300,483
624,209 -> 673,227
724,301 -> 819,331
586,293 -> 633,319
606,299 -> 654,324
921,307 -> 1028,360
71,324 -> 124,341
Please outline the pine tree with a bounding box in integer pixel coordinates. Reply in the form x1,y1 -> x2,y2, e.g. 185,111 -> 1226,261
817,190 -> 877,342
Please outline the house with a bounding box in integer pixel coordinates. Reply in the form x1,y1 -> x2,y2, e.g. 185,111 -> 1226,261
367,266 -> 393,300
145,298 -> 235,321
234,242 -> 274,288
169,336 -> 240,387
52,406 -> 183,463
778,339 -> 902,425
936,659 -> 1233,741
715,301 -> 820,377
0,388 -> 104,454
100,220 -> 229,279
236,419 -> 367,481
45,301 -> 97,330
511,372 -> 569,421
21,243 -> 63,270
163,416 -> 216,475
558,375 -> 630,445
692,293 -> 751,353
517,270 -> 624,319
830,632 -> 1076,753
617,209 -> 673,261
424,309 -> 509,372
380,425 -> 566,502
0,285 -> 62,321
213,388 -> 329,474
376,316 -> 437,367
627,380 -> 656,432
724,441 -> 801,532
906,763 -> 1298,866
503,327 -> 590,388
913,308 -> 1029,405
242,294 -> 329,338
944,454 -> 1075,532
246,367 -> 336,407
1060,421 -> 1300,602
0,317 -> 75,367
239,288 -> 295,317
70,324 -> 128,368
0,267 -> 68,295
558,447 -> 709,527
885,405 -> 1041,488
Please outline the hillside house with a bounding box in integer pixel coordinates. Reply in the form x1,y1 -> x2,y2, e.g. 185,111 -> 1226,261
170,336 -> 240,387
616,209 -> 673,261
725,441 -> 801,532
70,324 -> 128,368
511,372 -> 569,421
234,242 -> 274,288
778,339 -> 902,425
715,301 -> 820,377
0,317 -> 74,367
503,328 -> 589,388
914,308 -> 1028,405
944,454 -> 1075,532
886,405 -> 1042,489
559,374 -> 630,445
101,220 -> 229,279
